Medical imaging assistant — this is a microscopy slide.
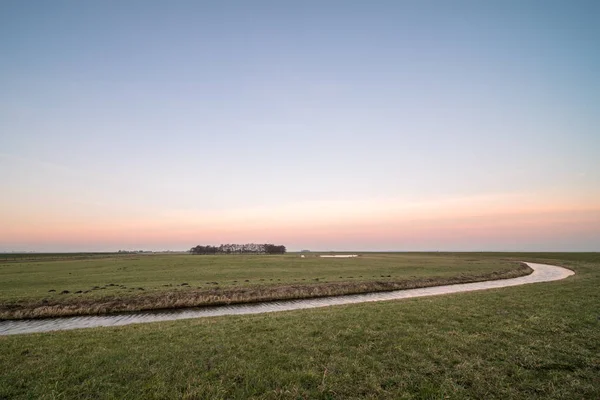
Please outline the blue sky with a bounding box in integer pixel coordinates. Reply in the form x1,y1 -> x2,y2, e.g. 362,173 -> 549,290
1,1 -> 599,251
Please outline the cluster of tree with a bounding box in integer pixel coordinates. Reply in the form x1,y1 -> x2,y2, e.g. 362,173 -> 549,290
189,243 -> 286,255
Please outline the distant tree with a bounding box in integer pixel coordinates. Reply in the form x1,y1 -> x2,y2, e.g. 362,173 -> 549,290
264,244 -> 286,254
189,243 -> 286,255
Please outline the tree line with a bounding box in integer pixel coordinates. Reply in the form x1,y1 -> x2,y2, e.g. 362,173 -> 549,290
189,243 -> 286,255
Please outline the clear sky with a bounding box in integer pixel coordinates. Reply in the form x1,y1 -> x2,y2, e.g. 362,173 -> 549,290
1,0 -> 599,252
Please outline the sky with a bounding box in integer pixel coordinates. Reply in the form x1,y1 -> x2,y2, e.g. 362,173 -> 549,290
1,0 -> 599,252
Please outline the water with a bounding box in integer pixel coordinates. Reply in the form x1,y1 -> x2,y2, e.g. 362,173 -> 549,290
0,262 -> 573,336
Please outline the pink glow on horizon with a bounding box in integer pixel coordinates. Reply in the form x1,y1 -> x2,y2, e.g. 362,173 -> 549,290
2,192 -> 599,251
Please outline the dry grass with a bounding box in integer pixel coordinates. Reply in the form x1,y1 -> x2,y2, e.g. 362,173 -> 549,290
0,263 -> 531,319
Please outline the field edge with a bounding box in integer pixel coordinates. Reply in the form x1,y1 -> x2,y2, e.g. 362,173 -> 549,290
0,261 -> 532,320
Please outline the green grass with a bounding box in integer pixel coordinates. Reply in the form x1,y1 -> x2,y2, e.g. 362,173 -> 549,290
0,253 -> 518,301
0,253 -> 598,399
0,253 -> 529,319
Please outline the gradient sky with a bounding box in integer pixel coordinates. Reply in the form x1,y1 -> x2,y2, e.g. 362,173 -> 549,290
1,0 -> 599,252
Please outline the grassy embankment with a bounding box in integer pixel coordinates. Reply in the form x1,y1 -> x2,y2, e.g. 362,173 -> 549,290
0,253 -> 529,319
0,253 -> 598,399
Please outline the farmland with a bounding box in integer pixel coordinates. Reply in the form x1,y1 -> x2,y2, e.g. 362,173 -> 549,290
0,253 -> 527,319
0,253 -> 598,399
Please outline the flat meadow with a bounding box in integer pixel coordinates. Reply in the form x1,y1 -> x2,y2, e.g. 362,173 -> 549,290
0,252 -> 527,319
0,253 -> 598,399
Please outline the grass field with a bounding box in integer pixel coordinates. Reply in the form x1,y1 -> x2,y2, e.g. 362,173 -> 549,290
0,253 -> 598,399
0,253 -> 528,319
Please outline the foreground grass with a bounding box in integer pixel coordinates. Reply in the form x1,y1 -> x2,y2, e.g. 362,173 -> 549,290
0,253 -> 527,319
0,253 -> 598,399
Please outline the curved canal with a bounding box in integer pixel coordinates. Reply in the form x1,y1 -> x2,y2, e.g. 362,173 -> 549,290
0,262 -> 574,335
